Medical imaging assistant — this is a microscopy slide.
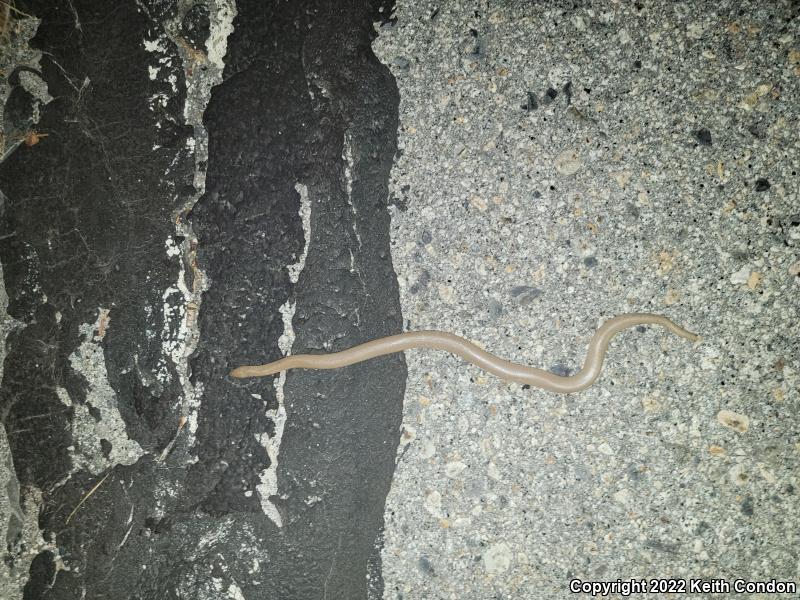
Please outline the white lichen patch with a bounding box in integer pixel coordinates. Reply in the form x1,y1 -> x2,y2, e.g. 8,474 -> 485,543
207,0 -> 236,69
286,183 -> 311,284
211,579 -> 247,600
255,182 -> 312,527
159,235 -> 206,442
142,31 -> 171,117
342,132 -> 362,252
65,310 -> 144,475
152,0 -> 237,450
143,36 -> 167,54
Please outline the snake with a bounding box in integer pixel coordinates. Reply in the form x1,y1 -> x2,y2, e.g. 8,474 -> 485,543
230,313 -> 699,393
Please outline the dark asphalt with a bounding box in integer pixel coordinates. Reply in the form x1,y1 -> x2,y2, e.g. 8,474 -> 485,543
0,0 -> 404,598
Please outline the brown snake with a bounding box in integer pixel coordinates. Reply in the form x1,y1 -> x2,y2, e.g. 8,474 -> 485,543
230,313 -> 699,393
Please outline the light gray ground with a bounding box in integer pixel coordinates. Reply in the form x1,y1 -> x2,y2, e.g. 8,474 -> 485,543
373,1 -> 798,599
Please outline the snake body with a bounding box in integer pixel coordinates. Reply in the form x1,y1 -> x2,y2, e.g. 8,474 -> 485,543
230,313 -> 698,393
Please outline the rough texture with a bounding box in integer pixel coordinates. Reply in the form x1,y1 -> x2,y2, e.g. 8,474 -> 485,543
1,0 -> 798,599
190,0 -> 404,596
373,1 -> 798,598
1,0 -> 403,598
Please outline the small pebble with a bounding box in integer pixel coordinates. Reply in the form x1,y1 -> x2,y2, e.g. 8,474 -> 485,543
549,364 -> 572,377
509,285 -> 543,305
613,488 -> 631,504
521,91 -> 538,111
418,556 -> 436,577
754,178 -> 771,192
555,149 -> 582,175
487,298 -> 504,318
483,542 -> 512,574
391,56 -> 411,69
730,266 -> 751,285
695,128 -> 712,146
445,461 -> 467,478
716,409 -> 750,433
423,490 -> 442,516
740,496 -> 754,516
409,270 -> 430,294
708,444 -> 726,457
729,463 -> 749,485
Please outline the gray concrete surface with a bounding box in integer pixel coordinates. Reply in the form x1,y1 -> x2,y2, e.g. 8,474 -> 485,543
373,1 -> 798,598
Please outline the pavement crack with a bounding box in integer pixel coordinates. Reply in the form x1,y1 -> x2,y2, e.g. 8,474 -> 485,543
323,532 -> 343,600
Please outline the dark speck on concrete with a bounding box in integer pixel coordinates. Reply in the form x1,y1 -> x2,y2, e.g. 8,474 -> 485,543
754,178 -> 771,192
748,123 -> 766,139
562,81 -> 572,104
741,496 -> 754,516
409,270 -> 431,294
420,230 -> 432,245
633,59 -> 642,69
487,298 -> 504,319
532,191 -> 541,199
694,128 -> 712,146
549,364 -> 572,377
583,256 -> 598,268
626,464 -> 642,480
544,87 -> 558,103
418,556 -> 436,577
99,439 -> 112,458
389,194 -> 409,211
644,539 -> 679,554
521,91 -> 538,111
510,285 -> 543,305
461,34 -> 482,57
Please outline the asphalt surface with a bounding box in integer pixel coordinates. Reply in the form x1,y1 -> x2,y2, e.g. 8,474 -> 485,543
1,1 -> 403,598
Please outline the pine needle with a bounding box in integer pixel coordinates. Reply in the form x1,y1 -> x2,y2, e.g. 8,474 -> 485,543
65,471 -> 111,524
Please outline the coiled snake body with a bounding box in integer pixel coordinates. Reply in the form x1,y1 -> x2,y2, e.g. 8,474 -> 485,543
230,313 -> 698,393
